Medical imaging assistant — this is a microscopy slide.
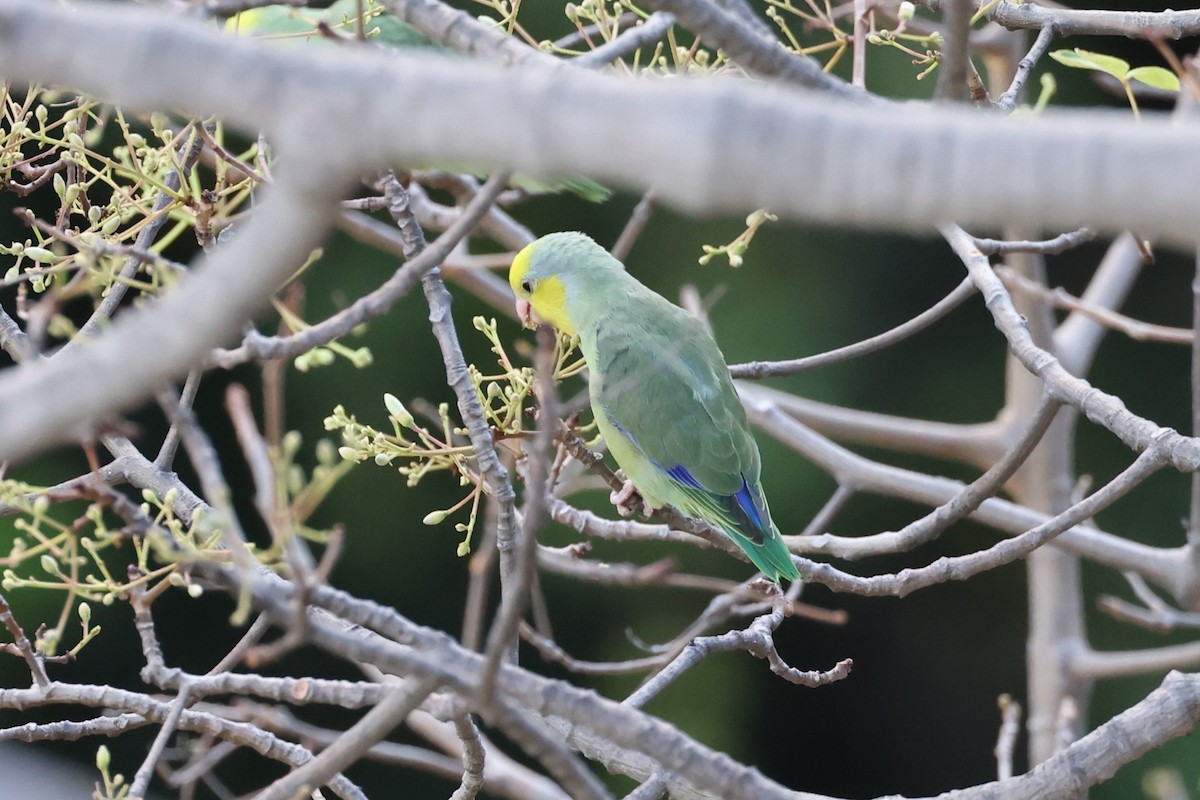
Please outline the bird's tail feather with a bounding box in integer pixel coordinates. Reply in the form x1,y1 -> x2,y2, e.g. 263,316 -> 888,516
730,523 -> 799,583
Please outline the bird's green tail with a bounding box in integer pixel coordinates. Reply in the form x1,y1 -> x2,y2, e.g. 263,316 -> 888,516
733,524 -> 800,583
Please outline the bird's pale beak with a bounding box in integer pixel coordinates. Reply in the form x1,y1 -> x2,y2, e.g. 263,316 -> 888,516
515,297 -> 535,329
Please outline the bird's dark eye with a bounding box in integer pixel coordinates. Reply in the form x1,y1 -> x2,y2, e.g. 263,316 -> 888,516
521,279 -> 533,294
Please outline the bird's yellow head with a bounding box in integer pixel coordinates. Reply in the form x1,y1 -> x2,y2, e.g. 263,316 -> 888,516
509,238 -> 575,336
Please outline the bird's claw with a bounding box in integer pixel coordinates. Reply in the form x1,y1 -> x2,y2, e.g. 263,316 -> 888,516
610,471 -> 652,518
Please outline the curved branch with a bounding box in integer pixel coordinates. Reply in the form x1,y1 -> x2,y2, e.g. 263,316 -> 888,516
730,278 -> 977,378
944,224 -> 1200,473
740,384 -> 1008,468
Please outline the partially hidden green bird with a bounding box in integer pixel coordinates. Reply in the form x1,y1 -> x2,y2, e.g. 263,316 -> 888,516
510,232 -> 800,582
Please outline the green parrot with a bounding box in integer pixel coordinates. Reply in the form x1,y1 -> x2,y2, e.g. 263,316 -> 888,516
510,232 -> 800,582
226,1 -> 611,203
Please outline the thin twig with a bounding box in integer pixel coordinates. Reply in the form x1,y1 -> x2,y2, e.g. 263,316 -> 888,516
790,395 -> 1061,559
211,173 -> 511,367
971,226 -> 1096,255
624,607 -> 853,708
996,25 -> 1055,111
130,681 -> 193,800
374,171 -> 522,642
448,715 -> 486,800
799,484 -> 855,537
944,223 -> 1200,473
253,677 -> 439,800
1191,247 -> 1200,546
521,622 -> 669,675
154,370 -> 202,470
622,773 -> 669,800
611,192 -> 657,262
573,13 -> 676,69
640,0 -> 866,99
74,123 -> 204,342
730,277 -> 977,377
994,694 -> 1022,780
997,266 -> 1192,345
479,326 -> 558,698
0,591 -> 48,686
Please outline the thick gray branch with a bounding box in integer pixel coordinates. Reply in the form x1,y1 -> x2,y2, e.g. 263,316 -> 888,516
0,2 -> 1197,244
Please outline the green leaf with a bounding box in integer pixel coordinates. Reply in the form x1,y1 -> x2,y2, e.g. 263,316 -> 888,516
1127,66 -> 1181,92
1049,48 -> 1130,81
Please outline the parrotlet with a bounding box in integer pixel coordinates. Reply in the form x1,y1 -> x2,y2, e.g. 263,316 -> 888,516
510,232 -> 799,582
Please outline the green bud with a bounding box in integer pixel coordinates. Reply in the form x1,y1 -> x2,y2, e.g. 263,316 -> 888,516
23,246 -> 56,263
78,602 -> 92,623
187,583 -> 203,598
52,173 -> 67,199
423,510 -> 447,526
87,205 -> 102,224
96,745 -> 111,772
168,572 -> 185,586
350,347 -> 373,368
456,540 -> 471,557
40,554 -> 58,575
384,394 -> 415,428
374,453 -> 393,466
100,216 -> 121,236
281,430 -> 302,456
142,488 -> 159,505
337,446 -> 360,462
287,464 -> 305,496
898,1 -> 915,21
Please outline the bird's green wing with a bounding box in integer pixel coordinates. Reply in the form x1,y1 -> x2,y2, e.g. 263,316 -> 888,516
590,293 -> 798,581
